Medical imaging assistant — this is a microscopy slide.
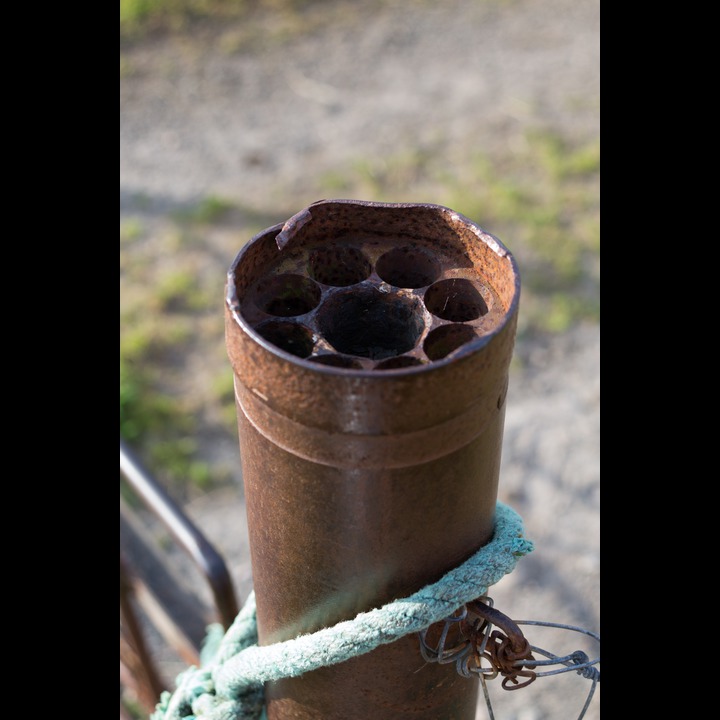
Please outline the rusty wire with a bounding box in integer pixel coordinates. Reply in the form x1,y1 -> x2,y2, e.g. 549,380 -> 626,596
418,596 -> 600,720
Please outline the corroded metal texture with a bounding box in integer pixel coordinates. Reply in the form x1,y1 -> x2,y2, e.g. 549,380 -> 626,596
225,199 -> 520,720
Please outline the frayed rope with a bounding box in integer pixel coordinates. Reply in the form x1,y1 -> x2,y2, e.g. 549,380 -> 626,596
151,501 -> 534,720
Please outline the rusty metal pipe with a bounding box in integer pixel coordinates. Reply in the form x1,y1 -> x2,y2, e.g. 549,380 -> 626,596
225,200 -> 520,719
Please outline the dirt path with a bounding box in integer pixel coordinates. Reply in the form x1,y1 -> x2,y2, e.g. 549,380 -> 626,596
121,0 -> 599,211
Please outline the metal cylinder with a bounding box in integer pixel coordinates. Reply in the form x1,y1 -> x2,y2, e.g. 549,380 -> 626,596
225,199 -> 520,720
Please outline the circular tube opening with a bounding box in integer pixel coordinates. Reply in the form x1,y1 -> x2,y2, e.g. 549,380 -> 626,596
424,279 -> 489,322
308,245 -> 372,287
254,274 -> 322,317
255,320 -> 315,358
376,246 -> 441,288
316,287 -> 424,360
423,323 -> 477,361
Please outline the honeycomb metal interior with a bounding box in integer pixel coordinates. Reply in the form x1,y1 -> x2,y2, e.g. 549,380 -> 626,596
238,234 -> 508,371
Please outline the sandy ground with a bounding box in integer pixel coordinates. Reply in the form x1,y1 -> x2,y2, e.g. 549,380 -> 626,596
120,1 -> 600,717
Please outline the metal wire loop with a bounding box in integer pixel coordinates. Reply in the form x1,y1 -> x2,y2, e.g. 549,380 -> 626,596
417,596 -> 600,719
514,619 -> 600,680
418,604 -> 472,665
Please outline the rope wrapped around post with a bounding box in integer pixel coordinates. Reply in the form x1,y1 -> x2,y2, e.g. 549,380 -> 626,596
151,502 -> 534,720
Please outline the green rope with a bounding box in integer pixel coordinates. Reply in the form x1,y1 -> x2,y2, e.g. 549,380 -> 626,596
151,501 -> 534,720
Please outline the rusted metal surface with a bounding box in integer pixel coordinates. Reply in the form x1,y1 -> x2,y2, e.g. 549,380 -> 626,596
225,199 -> 520,719
464,599 -> 538,690
418,597 -> 537,689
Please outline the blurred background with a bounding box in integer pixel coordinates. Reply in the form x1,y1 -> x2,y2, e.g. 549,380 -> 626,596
120,1 -> 599,718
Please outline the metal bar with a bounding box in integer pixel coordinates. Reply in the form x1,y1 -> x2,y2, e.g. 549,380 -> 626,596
119,437 -> 240,630
225,199 -> 521,719
120,554 -> 167,712
119,502 -> 207,660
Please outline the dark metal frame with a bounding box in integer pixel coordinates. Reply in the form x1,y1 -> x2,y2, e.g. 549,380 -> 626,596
120,437 -> 240,716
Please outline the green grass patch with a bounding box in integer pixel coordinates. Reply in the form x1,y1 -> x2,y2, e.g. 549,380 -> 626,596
120,0 -> 249,36
120,347 -> 214,493
172,195 -> 236,225
120,202 -> 228,493
211,369 -> 239,431
120,218 -> 143,244
155,269 -> 215,312
120,0 -> 343,45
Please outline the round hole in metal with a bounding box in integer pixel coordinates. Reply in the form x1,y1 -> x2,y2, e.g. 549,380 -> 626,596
376,246 -> 442,288
308,245 -> 372,287
423,323 -> 478,361
255,320 -> 315,358
374,356 -> 426,371
254,274 -> 322,317
424,279 -> 488,322
316,286 -> 424,360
